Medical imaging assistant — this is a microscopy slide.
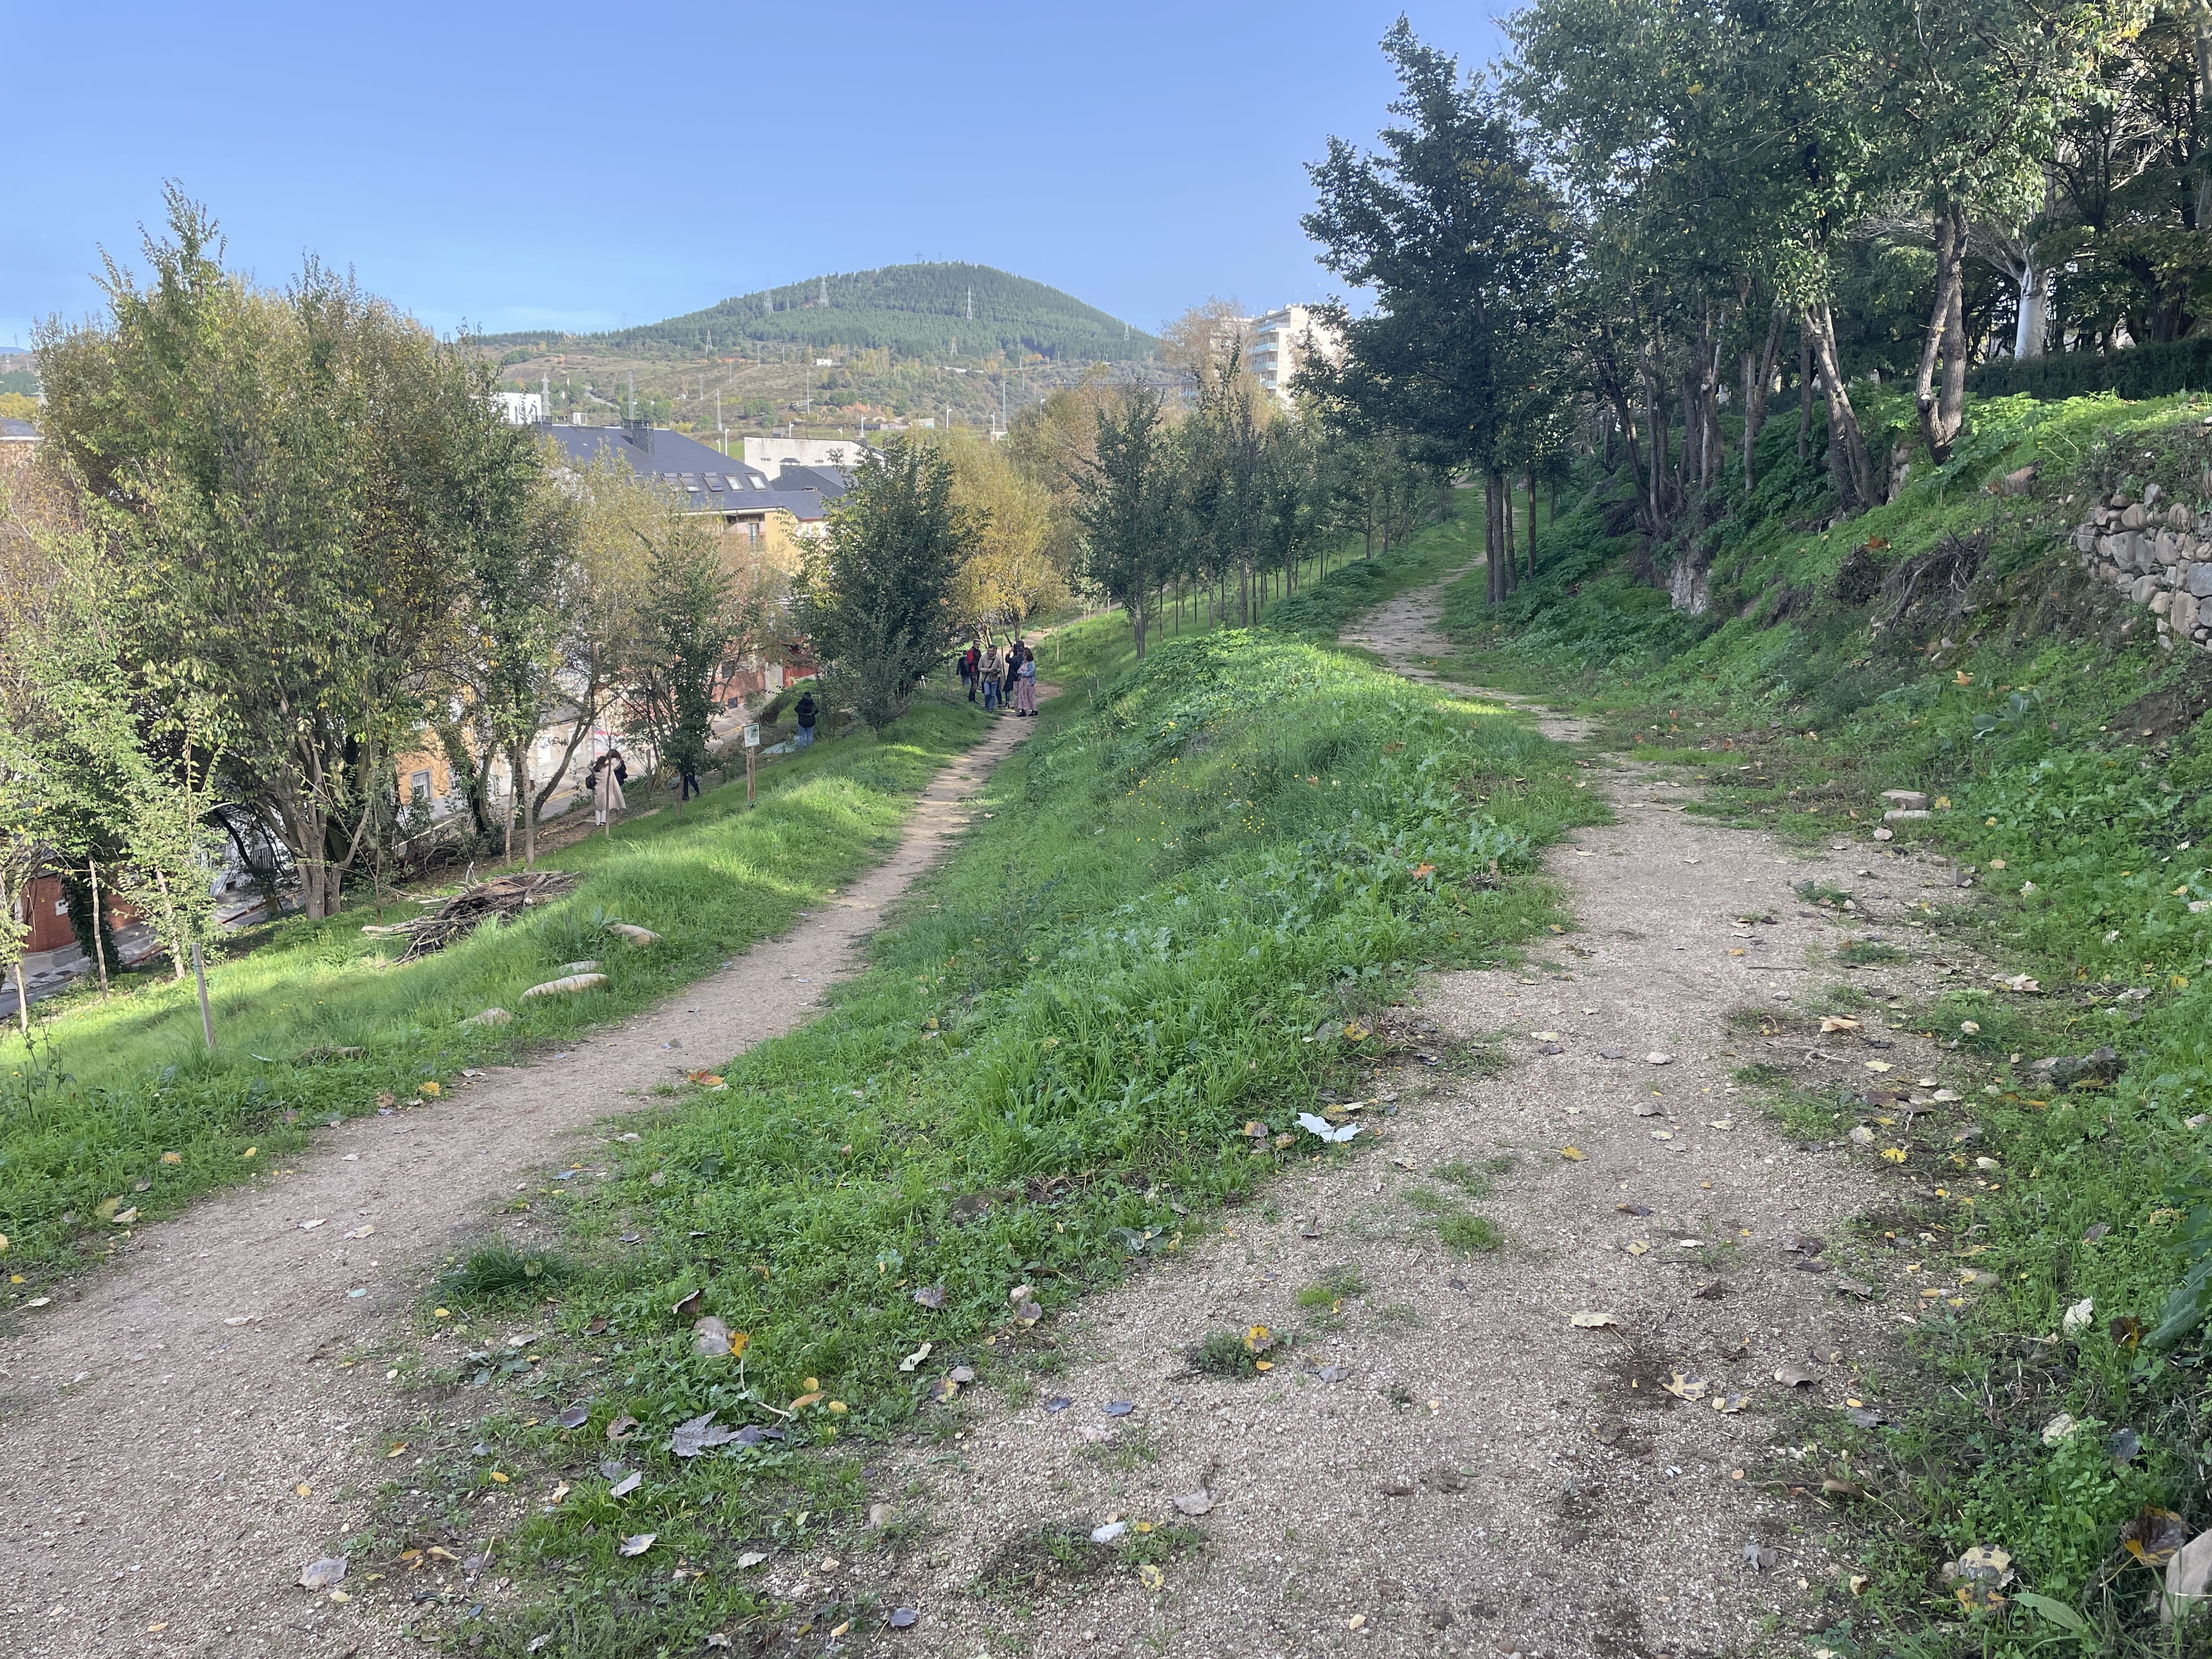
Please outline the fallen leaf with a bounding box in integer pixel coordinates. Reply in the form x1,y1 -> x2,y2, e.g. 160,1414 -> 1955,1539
1173,1491 -> 1215,1515
1743,1543 -> 1779,1571
2062,1297 -> 2095,1335
2041,1412 -> 2078,1446
298,1556 -> 347,1591
1632,1102 -> 1666,1118
1774,1366 -> 1818,1388
1138,1563 -> 1165,1590
1560,1146 -> 1586,1161
609,1471 -> 641,1497
556,1406 -> 590,1430
605,1415 -> 638,1442
1712,1392 -> 1750,1414
671,1412 -> 754,1457
1569,1311 -> 1618,1328
691,1316 -> 735,1357
1663,1372 -> 1709,1400
670,1289 -> 702,1318
2081,1224 -> 2110,1244
900,1342 -> 935,1372
1090,1521 -> 1128,1544
618,1532 -> 656,1557
888,1607 -> 919,1629
1646,1053 -> 1674,1066
791,1390 -> 827,1410
914,1285 -> 946,1309
1864,1060 -> 1894,1074
1820,1016 -> 1861,1034
160,1152 -> 180,1165
342,1226 -> 374,1240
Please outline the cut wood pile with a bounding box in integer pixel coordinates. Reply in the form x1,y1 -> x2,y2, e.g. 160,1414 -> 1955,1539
361,870 -> 578,960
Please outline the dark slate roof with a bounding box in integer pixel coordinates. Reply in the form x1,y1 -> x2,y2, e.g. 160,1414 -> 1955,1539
0,418 -> 37,440
534,420 -> 849,520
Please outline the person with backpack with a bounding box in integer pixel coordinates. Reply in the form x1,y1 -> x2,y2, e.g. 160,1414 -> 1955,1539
959,642 -> 981,701
1002,639 -> 1024,708
793,689 -> 818,749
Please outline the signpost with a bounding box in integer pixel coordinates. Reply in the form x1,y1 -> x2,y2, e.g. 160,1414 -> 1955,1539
743,723 -> 760,809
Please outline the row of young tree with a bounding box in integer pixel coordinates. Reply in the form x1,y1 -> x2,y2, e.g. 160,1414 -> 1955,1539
0,194 -> 774,1023
1291,5 -> 2211,608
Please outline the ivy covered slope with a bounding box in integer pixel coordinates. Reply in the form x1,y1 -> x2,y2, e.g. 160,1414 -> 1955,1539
1447,388 -> 2212,1640
415,571 -> 1600,1652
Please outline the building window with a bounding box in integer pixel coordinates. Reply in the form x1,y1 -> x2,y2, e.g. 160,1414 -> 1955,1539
410,769 -> 432,805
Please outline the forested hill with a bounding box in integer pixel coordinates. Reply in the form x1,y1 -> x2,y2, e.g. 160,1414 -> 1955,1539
481,263 -> 1157,363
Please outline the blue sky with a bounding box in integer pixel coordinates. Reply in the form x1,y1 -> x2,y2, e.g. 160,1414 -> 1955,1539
2,2 -> 1511,350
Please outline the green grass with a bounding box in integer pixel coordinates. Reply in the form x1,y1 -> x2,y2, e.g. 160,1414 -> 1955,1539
376,527 -> 1598,1652
1438,386 -> 2212,1654
1046,511 -> 1481,692
0,695 -> 990,1276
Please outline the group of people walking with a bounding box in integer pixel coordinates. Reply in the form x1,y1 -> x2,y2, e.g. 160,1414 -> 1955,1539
959,638 -> 1039,717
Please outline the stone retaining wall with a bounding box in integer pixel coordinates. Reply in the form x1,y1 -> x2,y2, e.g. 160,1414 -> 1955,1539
2072,489 -> 2212,651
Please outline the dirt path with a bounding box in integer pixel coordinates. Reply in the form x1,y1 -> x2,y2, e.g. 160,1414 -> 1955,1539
873,575 -> 1983,1658
0,710 -> 1037,1659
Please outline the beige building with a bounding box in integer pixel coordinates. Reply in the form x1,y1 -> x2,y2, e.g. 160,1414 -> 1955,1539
1245,304 -> 1342,404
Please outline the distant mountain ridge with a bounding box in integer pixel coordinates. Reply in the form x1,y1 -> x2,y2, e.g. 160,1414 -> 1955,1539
479,262 -> 1156,363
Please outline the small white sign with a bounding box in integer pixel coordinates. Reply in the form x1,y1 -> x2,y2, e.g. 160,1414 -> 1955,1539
742,723 -> 760,749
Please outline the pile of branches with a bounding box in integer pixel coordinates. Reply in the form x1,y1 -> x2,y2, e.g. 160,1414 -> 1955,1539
362,868 -> 578,960
1871,531 -> 1988,633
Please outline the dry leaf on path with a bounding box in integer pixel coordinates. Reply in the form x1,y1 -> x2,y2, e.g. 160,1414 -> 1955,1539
298,1556 -> 347,1592
1569,1311 -> 1618,1328
606,1415 -> 638,1442
609,1471 -> 641,1497
670,1289 -> 702,1318
1173,1491 -> 1215,1515
555,1406 -> 590,1431
618,1533 -> 656,1557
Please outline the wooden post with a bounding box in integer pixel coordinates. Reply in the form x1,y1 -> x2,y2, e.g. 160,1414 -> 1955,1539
190,940 -> 215,1052
87,859 -> 110,997
743,722 -> 760,809
11,961 -> 26,1042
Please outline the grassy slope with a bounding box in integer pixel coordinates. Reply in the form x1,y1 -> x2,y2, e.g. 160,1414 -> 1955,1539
1440,391 -> 2212,1651
0,698 -> 989,1275
384,512 -> 1598,1655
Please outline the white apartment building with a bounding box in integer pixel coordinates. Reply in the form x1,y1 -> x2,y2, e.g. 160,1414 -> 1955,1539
1245,304 -> 1342,404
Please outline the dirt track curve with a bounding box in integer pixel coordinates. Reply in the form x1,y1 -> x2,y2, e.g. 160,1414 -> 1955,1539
860,574 -> 1983,1659
0,708 -> 1038,1658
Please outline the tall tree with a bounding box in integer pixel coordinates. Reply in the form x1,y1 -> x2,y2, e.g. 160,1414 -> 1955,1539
35,190 -> 485,917
1304,21 -> 1566,606
795,436 -> 975,730
1070,381 -> 1176,659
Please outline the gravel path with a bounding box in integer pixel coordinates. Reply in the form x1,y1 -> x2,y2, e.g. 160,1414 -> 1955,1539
864,576 -> 1984,1659
0,710 -> 1035,1659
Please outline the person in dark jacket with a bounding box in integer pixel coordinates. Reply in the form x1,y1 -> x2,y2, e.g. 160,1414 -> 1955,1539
793,690 -> 818,749
959,643 -> 980,700
1002,640 -> 1024,707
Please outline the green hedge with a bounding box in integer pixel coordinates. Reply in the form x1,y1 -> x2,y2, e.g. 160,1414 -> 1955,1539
1968,336 -> 2212,401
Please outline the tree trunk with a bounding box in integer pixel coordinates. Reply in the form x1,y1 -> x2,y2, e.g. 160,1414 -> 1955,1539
1525,472 -> 1538,578
1741,307 -> 1784,492
88,860 -> 110,997
1131,600 -> 1148,660
153,868 -> 187,983
1797,328 -> 1813,464
1914,201 -> 1970,461
1805,303 -> 1876,511
2015,256 -> 2051,359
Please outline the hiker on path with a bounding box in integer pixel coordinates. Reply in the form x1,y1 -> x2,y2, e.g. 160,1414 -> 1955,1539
590,748 -> 628,827
679,761 -> 702,802
1015,652 -> 1039,716
1002,640 -> 1024,708
959,643 -> 980,701
981,644 -> 1004,712
793,689 -> 818,749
